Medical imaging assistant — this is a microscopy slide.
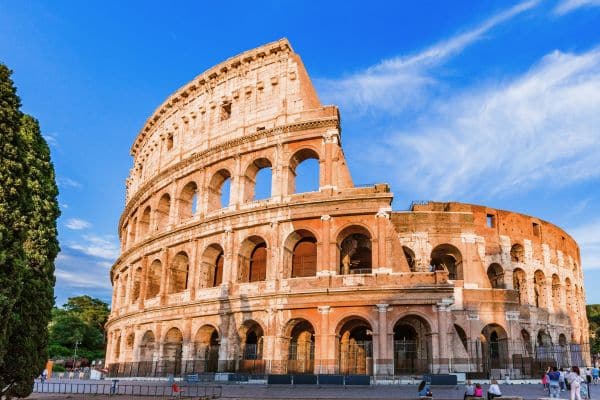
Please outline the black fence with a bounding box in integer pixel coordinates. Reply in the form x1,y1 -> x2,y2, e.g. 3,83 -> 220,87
32,381 -> 222,398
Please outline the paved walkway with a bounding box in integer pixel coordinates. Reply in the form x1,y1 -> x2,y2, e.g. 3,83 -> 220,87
26,380 -> 600,400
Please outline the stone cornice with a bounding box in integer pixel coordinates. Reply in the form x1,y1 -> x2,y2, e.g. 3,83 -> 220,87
120,116 -> 340,233
131,38 -> 293,157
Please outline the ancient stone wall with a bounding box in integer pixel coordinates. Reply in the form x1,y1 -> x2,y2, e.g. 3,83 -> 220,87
105,39 -> 589,378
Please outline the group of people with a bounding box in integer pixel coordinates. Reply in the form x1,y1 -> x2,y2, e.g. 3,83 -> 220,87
542,365 -> 596,400
463,379 -> 502,400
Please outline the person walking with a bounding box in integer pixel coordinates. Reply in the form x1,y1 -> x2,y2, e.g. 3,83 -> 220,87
560,368 -> 567,392
567,366 -> 584,400
548,366 -> 561,398
487,379 -> 502,400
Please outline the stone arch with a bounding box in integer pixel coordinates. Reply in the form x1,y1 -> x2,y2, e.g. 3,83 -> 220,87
283,229 -> 318,278
200,243 -> 224,288
238,236 -> 268,283
552,274 -> 561,308
168,251 -> 189,294
510,243 -> 524,263
536,329 -> 553,363
162,327 -> 183,374
193,325 -> 220,372
393,314 -> 432,374
289,148 -> 320,194
337,317 -> 373,375
208,169 -> 232,211
243,157 -> 272,202
240,320 -> 264,362
114,332 -> 122,360
131,266 -> 143,303
430,243 -> 463,280
139,330 -> 156,363
178,181 -> 198,221
521,329 -> 533,355
155,193 -> 171,231
480,323 -> 509,370
534,269 -> 547,308
513,268 -> 527,304
557,333 -> 570,367
124,332 -> 135,362
139,206 -> 151,239
146,259 -> 162,299
402,246 -> 417,272
337,225 -> 372,275
129,216 -> 137,245
284,319 -> 315,374
454,324 -> 468,352
487,263 -> 504,289
565,277 -> 573,312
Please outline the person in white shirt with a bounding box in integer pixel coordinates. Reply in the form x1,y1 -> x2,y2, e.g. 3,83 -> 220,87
567,366 -> 583,400
487,379 -> 502,400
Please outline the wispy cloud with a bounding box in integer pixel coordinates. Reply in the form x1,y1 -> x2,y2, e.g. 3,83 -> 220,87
64,218 -> 92,230
569,219 -> 600,270
317,0 -> 538,113
55,268 -> 112,290
554,0 -> 600,15
364,47 -> 600,199
67,234 -> 120,261
58,177 -> 82,189
43,133 -> 59,148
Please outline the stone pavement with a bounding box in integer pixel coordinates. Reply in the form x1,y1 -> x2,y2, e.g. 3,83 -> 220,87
26,380 -> 600,400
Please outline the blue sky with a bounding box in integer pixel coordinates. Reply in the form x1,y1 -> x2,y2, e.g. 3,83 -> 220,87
1,0 -> 599,306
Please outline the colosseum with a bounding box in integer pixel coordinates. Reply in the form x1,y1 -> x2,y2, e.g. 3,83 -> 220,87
106,39 -> 590,379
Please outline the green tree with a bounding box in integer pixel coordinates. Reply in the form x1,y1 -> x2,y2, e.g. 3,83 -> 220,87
0,68 -> 59,398
64,295 -> 110,334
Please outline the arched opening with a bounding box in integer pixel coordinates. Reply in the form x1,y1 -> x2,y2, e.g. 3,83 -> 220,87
565,278 -> 573,312
521,329 -> 533,355
193,325 -> 220,372
393,315 -> 432,374
534,270 -> 547,308
338,318 -> 373,375
208,169 -> 232,211
557,333 -> 569,368
402,246 -> 417,272
536,330 -> 554,365
168,252 -> 189,294
286,319 -> 315,374
510,244 -> 524,262
289,148 -> 320,194
282,230 -> 318,278
240,321 -> 264,373
552,274 -> 561,308
162,328 -> 183,376
155,194 -> 171,231
487,263 -> 504,289
139,206 -> 151,238
138,330 -> 156,375
454,324 -> 468,352
178,181 -> 198,221
430,244 -> 463,280
513,268 -> 527,304
243,158 -> 272,202
131,267 -> 142,303
119,274 -> 127,305
114,333 -> 121,360
338,226 -> 372,275
480,324 -> 508,370
146,259 -> 161,299
125,333 -> 135,362
200,244 -> 224,288
128,217 -> 137,245
238,236 -> 267,283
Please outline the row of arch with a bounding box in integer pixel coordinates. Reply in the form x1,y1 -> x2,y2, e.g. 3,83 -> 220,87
124,149 -> 321,249
512,267 -> 584,312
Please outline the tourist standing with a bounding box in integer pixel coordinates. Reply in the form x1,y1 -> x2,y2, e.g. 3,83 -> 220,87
548,366 -> 561,398
567,366 -> 584,400
560,368 -> 567,392
464,379 -> 475,399
543,368 -> 551,394
487,379 -> 502,400
592,366 -> 599,384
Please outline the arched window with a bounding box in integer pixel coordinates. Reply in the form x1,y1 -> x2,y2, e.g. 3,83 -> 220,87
242,321 -> 264,361
534,270 -> 547,308
487,263 -> 504,289
402,246 -> 417,271
287,320 -> 315,374
178,181 -> 198,220
510,244 -> 524,262
393,315 -> 432,375
139,331 -> 156,362
193,325 -> 220,372
289,148 -> 320,194
430,244 -> 463,280
338,226 -> 372,275
513,268 -> 527,304
250,243 -> 267,282
292,237 -> 317,278
200,244 -> 224,288
169,252 -> 189,294
114,333 -> 121,360
155,193 -> 171,231
243,158 -> 272,202
129,217 -> 137,244
238,236 -> 268,283
552,274 -> 561,306
131,267 -> 142,303
208,169 -> 231,211
139,206 -> 151,238
338,318 -> 373,375
146,259 -> 161,299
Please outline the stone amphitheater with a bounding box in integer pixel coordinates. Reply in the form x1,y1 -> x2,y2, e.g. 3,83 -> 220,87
105,39 -> 589,379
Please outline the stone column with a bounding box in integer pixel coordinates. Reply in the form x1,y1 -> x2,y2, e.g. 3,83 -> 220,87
375,209 -> 391,272
375,304 -> 392,375
317,306 -> 334,374
139,256 -> 148,309
182,318 -> 193,372
318,215 -> 332,275
159,248 -> 169,306
223,227 -> 234,284
436,300 -> 452,373
321,129 -> 340,188
189,240 -> 198,300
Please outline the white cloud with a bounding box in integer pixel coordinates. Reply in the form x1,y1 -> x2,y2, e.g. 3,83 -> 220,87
58,177 -> 82,189
67,234 -> 120,261
317,0 -> 538,113
569,219 -> 600,270
554,0 -> 600,15
64,218 -> 92,230
55,268 -> 112,290
43,133 -> 59,148
366,47 -> 600,199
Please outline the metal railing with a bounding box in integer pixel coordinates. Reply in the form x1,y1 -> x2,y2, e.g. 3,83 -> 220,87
32,381 -> 222,398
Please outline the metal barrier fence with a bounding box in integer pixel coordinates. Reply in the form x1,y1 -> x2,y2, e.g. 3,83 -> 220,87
32,381 -> 222,398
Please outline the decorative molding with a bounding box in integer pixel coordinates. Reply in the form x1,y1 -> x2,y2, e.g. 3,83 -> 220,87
317,306 -> 331,314
376,303 -> 391,312
320,214 -> 331,221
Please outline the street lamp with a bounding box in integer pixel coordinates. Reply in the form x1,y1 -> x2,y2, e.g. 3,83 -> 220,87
73,340 -> 81,370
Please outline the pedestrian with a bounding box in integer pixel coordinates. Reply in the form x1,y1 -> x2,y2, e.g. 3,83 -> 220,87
560,368 -> 567,392
592,366 -> 599,384
475,383 -> 484,398
464,379 -> 475,399
40,369 -> 47,383
543,368 -> 551,394
548,366 -> 561,398
487,379 -> 502,400
418,380 -> 433,398
567,366 -> 584,400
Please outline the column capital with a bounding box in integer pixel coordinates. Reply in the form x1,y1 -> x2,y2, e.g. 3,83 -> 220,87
323,129 -> 340,144
376,303 -> 391,312
318,305 -> 331,314
376,207 -> 392,219
320,214 -> 331,221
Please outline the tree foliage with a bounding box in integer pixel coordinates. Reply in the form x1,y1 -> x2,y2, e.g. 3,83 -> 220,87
587,304 -> 600,355
48,296 -> 110,362
0,65 -> 59,398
